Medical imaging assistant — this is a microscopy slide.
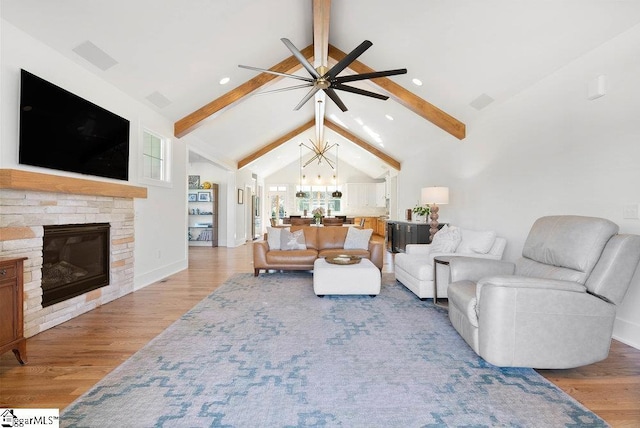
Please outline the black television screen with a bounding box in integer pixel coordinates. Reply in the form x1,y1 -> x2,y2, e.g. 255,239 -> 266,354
19,69 -> 130,181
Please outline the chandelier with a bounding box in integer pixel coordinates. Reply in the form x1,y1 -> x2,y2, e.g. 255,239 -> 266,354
300,139 -> 337,169
295,141 -> 342,198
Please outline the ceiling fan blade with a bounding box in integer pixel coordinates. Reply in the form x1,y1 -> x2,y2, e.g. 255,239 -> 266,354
334,68 -> 407,84
323,88 -> 348,112
293,86 -> 321,110
324,40 -> 373,80
280,38 -> 321,79
238,65 -> 314,82
333,83 -> 389,100
254,83 -> 314,96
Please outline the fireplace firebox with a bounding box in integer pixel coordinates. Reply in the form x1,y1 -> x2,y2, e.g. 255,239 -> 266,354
42,223 -> 110,307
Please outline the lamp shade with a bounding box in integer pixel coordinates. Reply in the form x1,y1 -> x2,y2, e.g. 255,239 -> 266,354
421,187 -> 449,205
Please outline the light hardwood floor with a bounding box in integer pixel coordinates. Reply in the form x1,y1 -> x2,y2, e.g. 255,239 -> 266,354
1,241 -> 639,427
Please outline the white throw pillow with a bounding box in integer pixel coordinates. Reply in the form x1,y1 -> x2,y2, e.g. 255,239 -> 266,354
456,229 -> 497,254
280,229 -> 306,251
344,227 -> 373,250
430,225 -> 461,253
267,227 -> 287,250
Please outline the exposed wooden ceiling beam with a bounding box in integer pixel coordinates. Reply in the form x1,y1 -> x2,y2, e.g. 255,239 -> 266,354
313,0 -> 331,146
324,119 -> 402,171
175,43 -> 465,141
237,118 -> 402,172
328,44 -> 466,140
174,45 -> 314,138
313,0 -> 330,68
237,118 -> 316,169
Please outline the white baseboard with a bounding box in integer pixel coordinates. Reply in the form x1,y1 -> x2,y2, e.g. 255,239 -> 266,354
134,259 -> 188,291
231,238 -> 248,247
613,317 -> 640,350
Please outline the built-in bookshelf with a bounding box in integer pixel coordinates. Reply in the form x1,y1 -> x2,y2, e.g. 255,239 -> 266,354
188,183 -> 218,247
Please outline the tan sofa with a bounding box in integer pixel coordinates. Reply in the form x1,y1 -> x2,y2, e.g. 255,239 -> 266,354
253,226 -> 383,276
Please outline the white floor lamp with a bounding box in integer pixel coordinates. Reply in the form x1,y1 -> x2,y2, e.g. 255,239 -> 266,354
421,187 -> 449,241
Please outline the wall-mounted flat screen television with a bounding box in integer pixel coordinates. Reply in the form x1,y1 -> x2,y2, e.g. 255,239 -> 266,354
19,69 -> 130,181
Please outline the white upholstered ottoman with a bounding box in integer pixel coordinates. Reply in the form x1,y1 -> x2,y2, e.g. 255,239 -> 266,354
313,258 -> 381,297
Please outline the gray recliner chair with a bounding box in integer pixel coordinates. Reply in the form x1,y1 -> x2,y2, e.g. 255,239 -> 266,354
447,215 -> 640,369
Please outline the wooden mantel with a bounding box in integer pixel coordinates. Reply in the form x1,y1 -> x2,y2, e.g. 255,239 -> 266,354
0,169 -> 147,199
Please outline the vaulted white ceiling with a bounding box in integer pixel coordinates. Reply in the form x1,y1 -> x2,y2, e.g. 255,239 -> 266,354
4,0 -> 640,178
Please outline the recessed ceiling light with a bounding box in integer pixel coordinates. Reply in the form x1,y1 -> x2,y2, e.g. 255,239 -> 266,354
412,78 -> 423,86
219,77 -> 230,85
385,114 -> 394,121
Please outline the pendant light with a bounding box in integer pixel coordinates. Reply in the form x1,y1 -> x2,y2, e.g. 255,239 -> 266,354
331,144 -> 342,198
295,144 -> 307,198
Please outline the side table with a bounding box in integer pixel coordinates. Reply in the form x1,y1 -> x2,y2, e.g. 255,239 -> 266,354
433,255 -> 455,307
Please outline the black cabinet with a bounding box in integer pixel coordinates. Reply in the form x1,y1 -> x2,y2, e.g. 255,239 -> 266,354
387,221 -> 431,253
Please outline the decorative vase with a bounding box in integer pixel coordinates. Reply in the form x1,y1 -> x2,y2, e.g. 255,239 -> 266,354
315,217 -> 321,225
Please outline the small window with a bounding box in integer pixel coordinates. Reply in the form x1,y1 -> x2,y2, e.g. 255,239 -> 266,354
141,129 -> 171,185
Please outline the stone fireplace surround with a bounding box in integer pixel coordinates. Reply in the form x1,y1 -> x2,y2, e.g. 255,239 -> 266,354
0,169 -> 147,338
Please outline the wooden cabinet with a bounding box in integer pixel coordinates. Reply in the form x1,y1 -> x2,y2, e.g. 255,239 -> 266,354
188,184 -> 218,247
376,219 -> 387,237
0,257 -> 27,364
387,221 -> 431,253
353,216 -> 376,231
352,217 -> 386,236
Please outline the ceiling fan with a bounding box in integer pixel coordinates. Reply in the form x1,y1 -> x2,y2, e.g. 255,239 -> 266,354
239,38 -> 407,112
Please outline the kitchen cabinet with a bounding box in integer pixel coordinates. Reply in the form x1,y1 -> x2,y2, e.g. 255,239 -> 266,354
376,219 -> 386,237
346,183 -> 386,209
375,182 -> 386,207
354,216 -> 377,231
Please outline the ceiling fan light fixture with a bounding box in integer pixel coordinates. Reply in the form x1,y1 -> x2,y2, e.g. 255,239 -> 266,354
219,77 -> 230,85
412,78 -> 423,86
239,38 -> 406,112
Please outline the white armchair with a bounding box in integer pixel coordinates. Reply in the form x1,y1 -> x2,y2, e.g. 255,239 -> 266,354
394,226 -> 506,300
447,216 -> 640,368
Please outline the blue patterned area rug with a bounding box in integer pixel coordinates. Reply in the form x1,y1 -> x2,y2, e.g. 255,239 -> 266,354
61,273 -> 607,427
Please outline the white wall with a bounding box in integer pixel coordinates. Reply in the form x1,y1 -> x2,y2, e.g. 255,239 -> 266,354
397,24 -> 640,349
0,20 -> 189,290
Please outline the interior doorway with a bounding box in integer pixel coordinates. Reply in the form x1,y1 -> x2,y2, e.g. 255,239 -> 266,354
245,185 -> 253,242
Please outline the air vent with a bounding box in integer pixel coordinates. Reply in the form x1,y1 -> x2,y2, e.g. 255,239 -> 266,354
72,41 -> 118,71
146,91 -> 172,108
470,93 -> 495,111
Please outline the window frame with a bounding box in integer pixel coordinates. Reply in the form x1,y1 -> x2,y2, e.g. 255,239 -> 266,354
139,128 -> 172,187
295,185 -> 342,214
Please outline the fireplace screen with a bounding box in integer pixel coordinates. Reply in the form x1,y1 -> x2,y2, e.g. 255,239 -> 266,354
42,223 -> 110,307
